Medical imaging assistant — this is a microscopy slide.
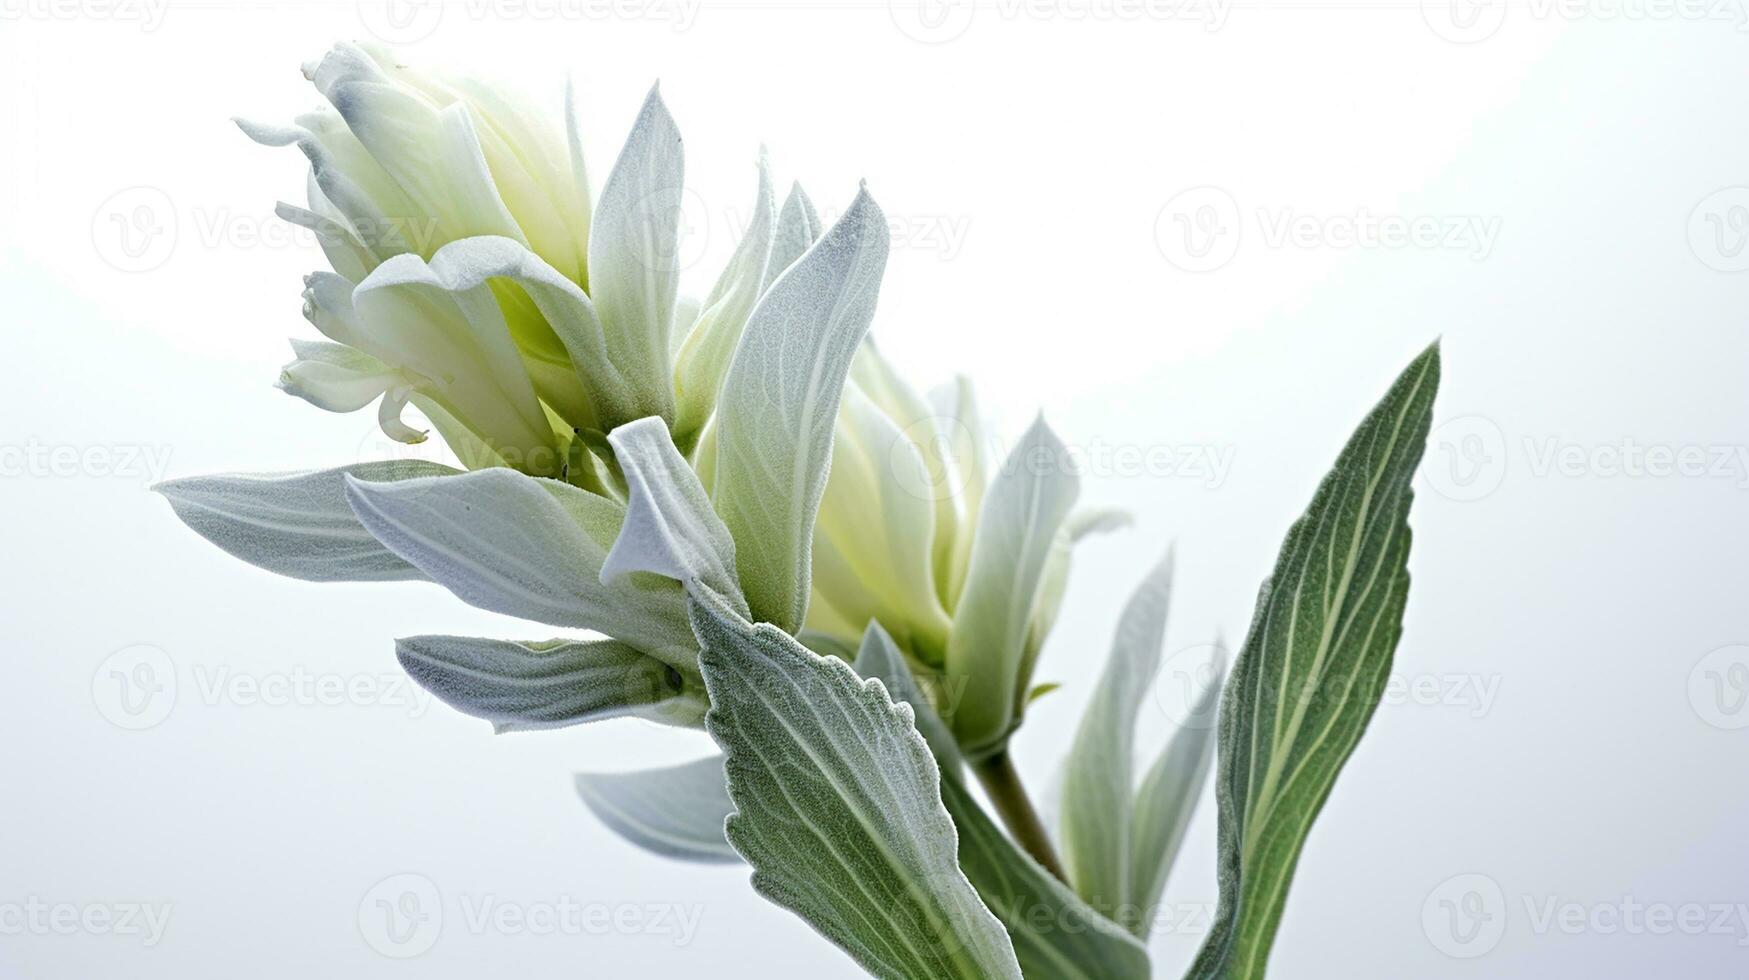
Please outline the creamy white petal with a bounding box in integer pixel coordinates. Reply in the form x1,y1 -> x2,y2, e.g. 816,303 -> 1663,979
587,84 -> 684,423
376,384 -> 428,445
349,249 -> 557,467
811,382 -> 952,664
944,416 -> 1081,755
277,339 -> 399,414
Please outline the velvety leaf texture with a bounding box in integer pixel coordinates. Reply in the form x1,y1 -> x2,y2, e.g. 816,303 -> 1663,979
1187,343 -> 1440,980
576,755 -> 739,864
689,591 -> 1020,980
154,460 -> 459,581
709,187 -> 890,634
396,634 -> 701,731
853,622 -> 1150,980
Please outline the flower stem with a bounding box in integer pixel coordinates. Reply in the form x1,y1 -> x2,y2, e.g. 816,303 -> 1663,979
973,750 -> 1068,884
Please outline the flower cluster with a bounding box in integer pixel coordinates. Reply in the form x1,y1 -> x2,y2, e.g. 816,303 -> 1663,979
161,42 -> 1116,758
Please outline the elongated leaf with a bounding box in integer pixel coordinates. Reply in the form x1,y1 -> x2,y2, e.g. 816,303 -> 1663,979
1068,507 -> 1134,542
762,181 -> 822,291
671,153 -> 776,450
689,590 -> 1020,980
1132,654 -> 1224,938
944,416 -> 1080,756
587,84 -> 684,423
850,623 -> 961,770
601,417 -> 748,618
1187,343 -> 1440,980
155,461 -> 458,581
709,187 -> 890,633
941,776 -> 1152,980
343,468 -> 697,670
1060,548 -> 1175,923
397,634 -> 703,731
576,755 -> 738,863
854,624 -> 1150,980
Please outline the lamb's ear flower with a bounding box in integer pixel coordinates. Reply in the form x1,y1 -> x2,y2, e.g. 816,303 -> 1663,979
245,44 -> 800,470
806,358 -> 1127,759
240,41 -> 592,281
193,43 -> 1117,760
297,248 -> 566,474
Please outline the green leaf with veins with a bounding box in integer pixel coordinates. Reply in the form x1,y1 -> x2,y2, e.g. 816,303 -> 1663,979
1186,343 -> 1440,980
690,590 -> 1020,980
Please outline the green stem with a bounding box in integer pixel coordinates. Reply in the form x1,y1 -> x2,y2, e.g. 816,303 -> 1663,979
974,750 -> 1068,884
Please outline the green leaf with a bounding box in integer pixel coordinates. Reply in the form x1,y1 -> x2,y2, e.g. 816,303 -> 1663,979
850,622 -> 963,772
397,634 -> 703,731
1186,342 -> 1441,980
1059,548 -> 1175,925
854,625 -> 1151,980
941,776 -> 1152,980
709,186 -> 890,633
575,755 -> 739,864
1132,652 -> 1224,939
689,590 -> 1021,980
154,460 -> 459,582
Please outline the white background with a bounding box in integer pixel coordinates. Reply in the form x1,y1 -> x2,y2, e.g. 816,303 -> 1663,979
4,1 -> 1748,977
